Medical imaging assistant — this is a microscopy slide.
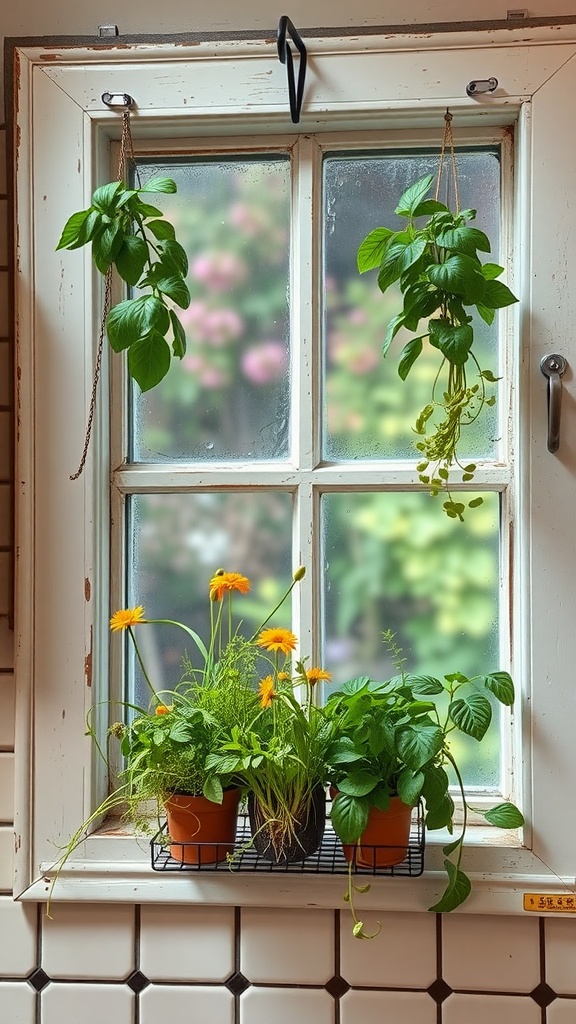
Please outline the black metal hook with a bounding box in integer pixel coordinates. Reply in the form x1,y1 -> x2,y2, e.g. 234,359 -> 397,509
277,16 -> 307,124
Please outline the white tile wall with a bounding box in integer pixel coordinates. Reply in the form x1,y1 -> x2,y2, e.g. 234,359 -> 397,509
0,981 -> 36,1024
341,990 -> 437,1024
0,674 -> 14,749
241,907 -> 334,984
0,899 -> 36,975
442,913 -> 540,992
140,983 -> 235,1023
240,987 -> 335,1024
0,342 -> 9,406
340,910 -> 436,988
140,905 -> 235,982
548,1000 -> 576,1022
42,904 -> 135,980
443,994 -> 541,1023
0,615 -> 13,667
0,826 -> 13,890
0,751 -> 14,819
545,920 -> 576,995
42,983 -> 134,1024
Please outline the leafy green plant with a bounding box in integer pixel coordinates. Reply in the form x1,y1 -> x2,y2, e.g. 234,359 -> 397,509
57,177 -> 191,391
324,631 -> 524,933
357,173 -> 518,519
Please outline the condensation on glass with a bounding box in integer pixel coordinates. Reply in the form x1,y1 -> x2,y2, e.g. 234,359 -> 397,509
132,156 -> 291,462
322,150 -> 501,462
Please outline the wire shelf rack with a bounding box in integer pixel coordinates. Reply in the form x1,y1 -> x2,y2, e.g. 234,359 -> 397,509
150,801 -> 425,876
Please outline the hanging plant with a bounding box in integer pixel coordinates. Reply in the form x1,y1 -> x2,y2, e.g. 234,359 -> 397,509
357,166 -> 518,520
57,175 -> 190,393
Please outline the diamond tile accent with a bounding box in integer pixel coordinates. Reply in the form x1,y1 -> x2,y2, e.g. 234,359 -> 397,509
427,979 -> 452,1004
325,975 -> 351,999
530,982 -> 557,1008
226,971 -> 250,996
28,968 -> 50,992
126,970 -> 150,994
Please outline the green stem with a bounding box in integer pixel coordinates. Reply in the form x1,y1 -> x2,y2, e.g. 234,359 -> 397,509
127,626 -> 157,700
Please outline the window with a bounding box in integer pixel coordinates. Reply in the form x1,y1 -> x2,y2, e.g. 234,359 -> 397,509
12,24 -> 576,909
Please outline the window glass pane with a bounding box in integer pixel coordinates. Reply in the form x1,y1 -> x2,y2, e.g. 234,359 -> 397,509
128,491 -> 293,705
132,157 -> 291,462
321,490 -> 501,788
323,150 -> 501,462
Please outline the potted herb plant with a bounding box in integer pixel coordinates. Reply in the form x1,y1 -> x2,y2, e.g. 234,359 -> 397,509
324,631 -> 524,937
357,173 -> 518,519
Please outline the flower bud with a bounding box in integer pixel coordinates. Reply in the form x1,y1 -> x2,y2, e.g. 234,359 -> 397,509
293,565 -> 306,581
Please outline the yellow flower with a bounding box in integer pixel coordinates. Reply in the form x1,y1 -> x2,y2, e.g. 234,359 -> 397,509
306,666 -> 332,686
277,671 -> 291,682
155,704 -> 173,715
258,675 -> 277,708
209,571 -> 251,601
257,627 -> 298,655
110,606 -> 145,632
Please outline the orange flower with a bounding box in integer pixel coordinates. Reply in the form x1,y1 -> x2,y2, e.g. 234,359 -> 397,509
258,675 -> 277,708
257,627 -> 298,655
306,666 -> 332,686
155,704 -> 173,715
209,571 -> 251,601
110,606 -> 145,632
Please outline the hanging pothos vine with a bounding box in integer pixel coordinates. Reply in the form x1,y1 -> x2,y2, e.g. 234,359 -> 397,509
357,118 -> 518,520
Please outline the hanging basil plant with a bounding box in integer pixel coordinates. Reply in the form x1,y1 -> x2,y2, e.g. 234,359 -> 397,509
57,177 -> 190,392
357,173 -> 518,520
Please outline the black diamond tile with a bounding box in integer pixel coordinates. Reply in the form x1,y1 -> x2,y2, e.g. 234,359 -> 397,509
427,978 -> 452,1004
530,982 -> 557,1008
325,975 -> 351,999
126,970 -> 150,994
28,968 -> 50,992
226,971 -> 251,996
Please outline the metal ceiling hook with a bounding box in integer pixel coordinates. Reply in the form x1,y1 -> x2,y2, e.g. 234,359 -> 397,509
277,15 -> 307,124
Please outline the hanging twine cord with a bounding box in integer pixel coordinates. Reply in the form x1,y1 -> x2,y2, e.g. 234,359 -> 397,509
70,107 -> 136,480
434,108 -> 460,213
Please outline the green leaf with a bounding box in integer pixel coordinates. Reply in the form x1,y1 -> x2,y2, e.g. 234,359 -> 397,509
140,176 -> 178,194
337,771 -> 380,798
449,692 -> 492,740
406,674 -> 444,695
412,199 -> 449,216
157,276 -> 191,309
330,792 -> 370,845
134,202 -> 164,218
428,860 -> 472,913
382,313 -> 406,357
371,786 -> 392,813
56,208 -> 90,250
398,336 -> 424,380
481,262 -> 504,280
339,677 -> 371,696
159,239 -> 189,277
357,227 -> 395,273
114,235 -> 149,286
428,320 -> 473,367
128,331 -> 171,391
106,295 -> 169,352
395,174 -> 434,217
428,254 -> 486,304
396,722 -> 444,770
146,219 -> 176,241
421,765 -> 450,810
436,225 -> 491,255
482,670 -> 515,706
483,802 -> 525,828
202,775 -> 224,804
378,238 -> 428,293
170,309 -> 187,358
482,279 -> 518,309
92,223 -> 125,274
396,768 -> 424,806
91,180 -> 123,212
425,793 -> 455,830
480,369 -> 499,383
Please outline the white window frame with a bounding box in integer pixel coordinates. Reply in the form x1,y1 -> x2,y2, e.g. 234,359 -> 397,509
12,23 -> 576,912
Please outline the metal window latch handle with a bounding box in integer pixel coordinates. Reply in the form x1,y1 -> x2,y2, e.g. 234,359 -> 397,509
540,353 -> 567,453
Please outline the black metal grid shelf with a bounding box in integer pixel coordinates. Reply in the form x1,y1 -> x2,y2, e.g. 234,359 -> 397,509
151,803 -> 425,876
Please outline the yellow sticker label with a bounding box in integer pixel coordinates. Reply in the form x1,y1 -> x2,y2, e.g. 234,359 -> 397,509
523,893 -> 576,913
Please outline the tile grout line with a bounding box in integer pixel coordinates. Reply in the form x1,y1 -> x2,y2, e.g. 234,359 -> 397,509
134,905 -> 140,1024
234,906 -> 241,1024
334,909 -> 340,1024
539,917 -> 546,1024
36,903 -> 42,1024
436,914 -> 443,1024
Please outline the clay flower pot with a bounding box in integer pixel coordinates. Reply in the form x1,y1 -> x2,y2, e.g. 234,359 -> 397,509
248,785 -> 326,864
164,788 -> 241,865
340,795 -> 413,868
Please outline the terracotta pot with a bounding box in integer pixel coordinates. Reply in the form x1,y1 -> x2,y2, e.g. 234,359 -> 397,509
248,785 -> 326,864
164,788 -> 241,865
337,794 -> 412,868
